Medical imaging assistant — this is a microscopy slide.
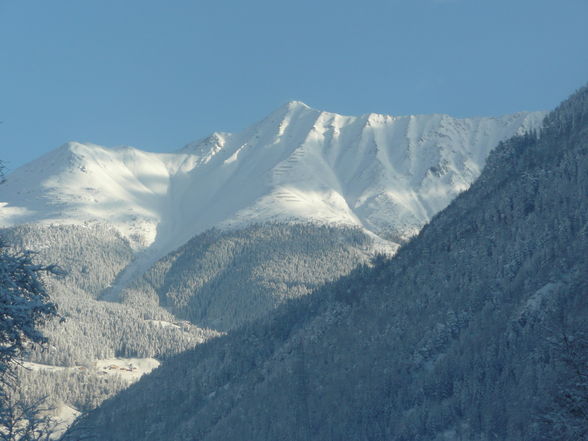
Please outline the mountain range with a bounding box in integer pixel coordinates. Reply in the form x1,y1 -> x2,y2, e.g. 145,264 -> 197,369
0,102 -> 543,252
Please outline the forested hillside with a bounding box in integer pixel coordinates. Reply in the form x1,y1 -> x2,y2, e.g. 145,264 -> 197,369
67,86 -> 588,441
2,223 -> 134,298
1,224 -> 217,413
128,223 -> 389,330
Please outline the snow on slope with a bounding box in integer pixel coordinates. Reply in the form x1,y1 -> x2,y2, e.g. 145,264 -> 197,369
0,142 -> 184,248
23,357 -> 160,382
0,102 -> 546,258
22,357 -> 159,437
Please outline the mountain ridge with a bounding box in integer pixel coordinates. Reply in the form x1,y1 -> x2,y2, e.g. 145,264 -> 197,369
0,104 -> 545,253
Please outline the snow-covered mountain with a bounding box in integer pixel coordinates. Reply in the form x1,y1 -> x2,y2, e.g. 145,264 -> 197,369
0,102 -> 545,257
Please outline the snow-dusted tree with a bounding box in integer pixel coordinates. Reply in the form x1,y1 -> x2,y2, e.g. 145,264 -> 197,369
537,326 -> 588,441
0,384 -> 62,441
0,241 -> 59,378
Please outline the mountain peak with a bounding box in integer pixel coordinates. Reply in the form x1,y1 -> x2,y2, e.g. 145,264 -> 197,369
283,100 -> 311,111
265,101 -> 315,121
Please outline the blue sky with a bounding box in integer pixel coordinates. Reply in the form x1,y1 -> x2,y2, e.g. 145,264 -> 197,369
1,0 -> 587,170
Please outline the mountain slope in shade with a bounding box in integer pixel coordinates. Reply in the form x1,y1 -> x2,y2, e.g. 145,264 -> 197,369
0,103 -> 545,257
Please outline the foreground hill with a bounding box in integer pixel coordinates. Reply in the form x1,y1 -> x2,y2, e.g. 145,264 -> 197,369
67,86 -> 588,441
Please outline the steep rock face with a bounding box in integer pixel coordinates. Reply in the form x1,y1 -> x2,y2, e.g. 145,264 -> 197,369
67,87 -> 588,441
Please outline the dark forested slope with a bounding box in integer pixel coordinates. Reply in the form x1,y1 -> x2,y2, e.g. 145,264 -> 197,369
67,85 -> 588,441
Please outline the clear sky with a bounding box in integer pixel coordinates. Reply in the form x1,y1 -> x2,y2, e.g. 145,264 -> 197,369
1,0 -> 587,171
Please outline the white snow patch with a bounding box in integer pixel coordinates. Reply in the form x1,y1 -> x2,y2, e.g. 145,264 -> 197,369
522,282 -> 561,316
23,357 -> 160,382
50,404 -> 81,439
145,319 -> 181,329
93,357 -> 160,381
